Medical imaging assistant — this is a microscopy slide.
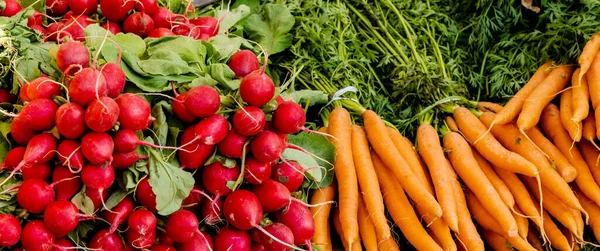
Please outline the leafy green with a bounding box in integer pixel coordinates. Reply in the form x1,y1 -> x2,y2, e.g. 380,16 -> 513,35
216,4 -> 252,33
285,132 -> 336,188
244,4 -> 295,55
71,187 -> 96,215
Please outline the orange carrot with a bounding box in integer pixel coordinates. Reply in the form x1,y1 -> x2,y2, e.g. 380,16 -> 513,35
493,60 -> 553,125
588,51 -> 600,109
583,115 -> 597,142
443,131 -> 518,237
571,68 -> 590,122
493,167 -> 544,231
560,225 -> 579,251
332,208 -> 348,251
571,207 -> 584,239
538,206 -> 572,251
363,110 -> 442,217
596,107 -> 600,139
559,89 -> 583,142
417,123 -> 459,232
525,126 -> 578,182
482,230 -> 512,251
517,65 -> 575,131
513,206 -> 529,239
310,181 -> 336,251
575,140 -> 600,206
357,196 -> 378,251
328,108 -> 360,249
578,33 -> 600,88
378,238 -> 401,251
476,101 -> 504,113
575,185 -> 600,245
446,116 -> 459,132
371,152 -> 444,251
527,228 -> 544,251
471,149 -> 515,209
387,128 -> 433,193
452,178 -> 485,251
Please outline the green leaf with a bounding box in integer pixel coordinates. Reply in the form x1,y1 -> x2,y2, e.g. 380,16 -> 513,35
216,4 -> 252,34
138,50 -> 194,76
209,63 -> 239,90
19,0 -> 45,13
244,4 -> 295,55
186,74 -> 218,89
286,132 -> 336,188
67,221 -> 95,246
282,148 -> 323,182
71,187 -> 95,215
104,190 -> 131,210
209,35 -> 243,61
0,120 -> 11,160
284,90 -> 329,106
151,101 -> 172,147
146,36 -> 206,66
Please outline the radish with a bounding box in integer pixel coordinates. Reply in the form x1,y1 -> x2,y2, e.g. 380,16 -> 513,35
29,25 -> 46,36
172,92 -> 197,124
62,15 -> 92,42
90,229 -> 125,250
150,244 -> 176,251
271,161 -> 304,192
85,96 -> 120,132
0,88 -> 16,103
0,0 -> 22,17
1,147 -> 25,171
21,220 -> 54,251
52,166 -> 81,200
81,132 -> 114,165
202,162 -> 240,196
200,196 -> 223,225
182,184 -> 204,212
228,50 -> 260,78
55,40 -> 90,74
10,118 -> 36,145
52,237 -> 73,251
158,231 -> 175,245
115,93 -> 152,131
21,163 -> 51,180
184,85 -> 220,118
43,200 -> 88,237
243,157 -> 271,185
19,83 -> 31,102
104,197 -> 134,233
81,163 -> 114,192
233,106 -> 266,136
26,77 -> 61,100
56,102 -> 87,139
148,27 -> 175,38
165,209 -> 198,243
69,68 -> 108,106
27,11 -> 43,26
123,12 -> 155,38
250,131 -> 284,163
214,226 -> 251,251
16,179 -> 55,214
68,0 -> 97,16
177,126 -> 214,169
45,22 -> 67,42
251,179 -> 291,213
151,7 -> 176,29
190,16 -> 219,37
57,139 -> 85,171
250,229 -> 261,242
113,150 -> 147,169
102,21 -> 122,35
46,0 -> 69,16
113,129 -> 174,153
217,130 -> 248,158
101,63 -> 126,98
176,231 -> 213,251
259,223 -> 295,251
134,0 -> 157,15
0,214 -> 21,247
193,114 -> 229,145
252,243 -> 266,251
272,101 -> 307,134
86,187 -> 108,211
135,177 -> 157,211
275,200 -> 315,247
6,98 -> 58,131
239,70 -> 275,107
0,133 -> 57,189
126,208 -> 156,249
100,0 -> 133,23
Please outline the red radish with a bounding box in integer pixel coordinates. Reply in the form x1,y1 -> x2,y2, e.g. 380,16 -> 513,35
272,101 -> 306,134
165,210 -> 198,243
126,209 -> 156,249
9,98 -> 58,131
202,162 -> 240,196
184,85 -> 220,118
158,231 -> 175,245
148,27 -> 175,38
151,7 -> 176,29
191,16 -> 219,37
113,129 -> 174,153
86,187 -> 108,211
223,190 -> 262,230
57,140 -> 85,171
177,126 -> 214,169
250,229 -> 261,242
176,231 -> 214,251
228,50 -> 260,78
214,226 -> 252,251
56,102 -> 87,139
136,177 -> 157,211
252,179 -> 291,213
0,0 -> 22,17
89,229 -> 125,250
55,40 -> 90,74
134,0 -> 157,15
62,15 -> 92,41
275,200 -> 315,246
150,244 -> 176,251
26,77 -> 60,100
16,179 -> 55,214
123,12 -> 155,38
112,150 -> 147,169
100,0 -> 133,22
27,11 -> 43,26
10,118 -> 36,145
52,237 -> 74,251
271,161 -> 304,192
101,63 -> 126,98
69,68 -> 108,106
85,96 -> 120,132
193,114 -> 229,145
252,243 -> 266,251
217,130 -> 248,158
115,93 -> 152,131
21,163 -> 51,180
250,131 -> 284,163
52,166 -> 81,201
244,157 -> 271,185
172,92 -> 196,124
63,10 -> 75,19
68,0 -> 97,16
259,223 -> 295,251
233,106 -> 266,136
19,83 -> 31,102
43,200 -> 85,237
81,164 -> 114,191
81,132 -> 114,165
239,70 -> 275,107
1,133 -> 57,189
21,220 -> 54,251
172,24 -> 202,39
29,25 -> 46,35
1,147 -> 25,171
0,88 -> 16,103
182,184 -> 204,212
200,196 -> 223,225
0,214 -> 21,247
46,0 -> 69,16
102,21 -> 122,34
104,197 -> 134,233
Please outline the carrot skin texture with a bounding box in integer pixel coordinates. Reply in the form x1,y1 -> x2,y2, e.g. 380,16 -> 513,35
482,230 -> 512,251
310,182 -> 336,251
471,149 -> 515,209
332,208 -> 348,251
476,101 -> 504,113
527,228 -> 544,251
588,50 -> 600,109
596,106 -> 600,139
578,33 -> 600,90
571,68 -> 590,122
575,140 -> 600,206
583,115 -> 596,142
357,196 -> 378,251
446,116 -> 459,132
525,127 -> 578,182
513,207 -> 529,239
387,127 -> 433,193
559,89 -> 582,142
575,185 -> 600,245
452,177 -> 485,251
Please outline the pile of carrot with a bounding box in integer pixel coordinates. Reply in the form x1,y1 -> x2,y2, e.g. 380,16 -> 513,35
308,34 -> 600,250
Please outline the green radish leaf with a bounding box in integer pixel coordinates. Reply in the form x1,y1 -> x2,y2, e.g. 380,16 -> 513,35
208,35 -> 243,61
151,101 -> 172,148
209,63 -> 239,90
216,4 -> 252,34
104,190 -> 131,210
138,50 -> 194,76
286,132 -> 336,188
146,36 -> 206,66
71,187 -> 95,215
283,90 -> 329,106
186,75 -> 219,89
67,221 -> 95,246
244,4 -> 295,55
19,0 -> 46,13
281,148 -> 322,183
0,120 -> 11,158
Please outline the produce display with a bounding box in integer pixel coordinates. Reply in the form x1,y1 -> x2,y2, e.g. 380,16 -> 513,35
2,0 -> 600,251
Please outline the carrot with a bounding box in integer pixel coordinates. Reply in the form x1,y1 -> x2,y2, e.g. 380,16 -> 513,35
387,127 -> 433,193
451,178 -> 485,251
493,60 -> 553,126
453,107 -> 538,177
559,89 -> 583,142
378,238 -> 401,251
570,206 -> 584,239
482,230 -> 512,251
583,115 -> 597,142
471,149 -> 515,209
480,112 -> 583,211
527,228 -> 544,251
417,123 -> 459,232
575,185 -> 600,245
446,116 -> 459,132
513,206 -> 529,239
332,208 -> 348,251
363,110 -> 442,217
578,33 -> 600,88
537,205 -> 572,251
357,196 -> 378,251
596,107 -> 600,139
493,167 -> 544,232
310,181 -> 336,251
443,131 -> 518,237
328,107 -> 360,249
571,68 -> 590,122
575,140 -> 600,205
351,125 -> 391,241
588,50 -> 600,109
476,101 -> 504,113
560,225 -> 579,251
525,126 -> 578,182
517,65 -> 575,131
371,152 -> 444,251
